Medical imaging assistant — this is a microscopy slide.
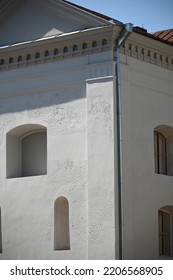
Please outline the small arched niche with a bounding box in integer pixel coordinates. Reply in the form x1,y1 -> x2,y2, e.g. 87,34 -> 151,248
54,197 -> 70,251
6,124 -> 47,178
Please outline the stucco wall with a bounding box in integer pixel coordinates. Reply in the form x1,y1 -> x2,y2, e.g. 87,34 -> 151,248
120,54 -> 173,259
87,77 -> 116,259
0,50 -> 115,259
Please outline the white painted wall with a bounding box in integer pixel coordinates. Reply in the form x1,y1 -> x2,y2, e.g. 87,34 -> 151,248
87,77 -> 116,259
120,54 -> 173,259
0,50 -> 115,260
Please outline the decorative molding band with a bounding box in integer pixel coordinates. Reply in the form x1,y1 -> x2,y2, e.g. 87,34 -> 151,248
0,37 -> 112,72
0,24 -> 173,72
120,41 -> 173,71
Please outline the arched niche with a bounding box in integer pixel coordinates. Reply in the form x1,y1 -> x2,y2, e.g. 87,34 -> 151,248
54,197 -> 70,251
6,124 -> 47,178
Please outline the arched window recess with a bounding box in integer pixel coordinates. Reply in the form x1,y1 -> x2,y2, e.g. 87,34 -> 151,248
154,125 -> 173,176
158,206 -> 173,258
6,124 -> 47,178
154,131 -> 167,175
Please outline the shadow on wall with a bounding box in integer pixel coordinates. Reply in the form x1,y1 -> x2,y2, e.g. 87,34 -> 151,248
0,84 -> 85,115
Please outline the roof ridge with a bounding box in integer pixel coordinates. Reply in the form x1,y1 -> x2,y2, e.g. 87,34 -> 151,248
60,0 -> 123,25
156,28 -> 173,32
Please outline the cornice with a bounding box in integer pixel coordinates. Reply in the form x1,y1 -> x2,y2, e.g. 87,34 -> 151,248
119,31 -> 173,71
129,32 -> 173,55
0,24 -> 173,72
0,26 -> 114,72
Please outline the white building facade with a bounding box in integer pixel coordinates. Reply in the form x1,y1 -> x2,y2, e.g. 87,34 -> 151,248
0,0 -> 173,260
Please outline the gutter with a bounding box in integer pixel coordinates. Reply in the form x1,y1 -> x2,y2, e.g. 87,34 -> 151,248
115,23 -> 133,260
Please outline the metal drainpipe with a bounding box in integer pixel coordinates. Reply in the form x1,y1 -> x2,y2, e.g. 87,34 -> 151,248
115,23 -> 133,260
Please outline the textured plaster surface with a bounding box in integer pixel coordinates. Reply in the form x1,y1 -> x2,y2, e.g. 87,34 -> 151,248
0,50 -> 115,259
121,54 -> 173,260
87,78 -> 116,259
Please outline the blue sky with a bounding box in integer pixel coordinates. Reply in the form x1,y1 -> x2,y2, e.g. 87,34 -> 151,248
69,0 -> 173,33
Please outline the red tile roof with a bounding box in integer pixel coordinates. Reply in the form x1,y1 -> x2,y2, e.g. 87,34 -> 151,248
153,29 -> 173,43
133,27 -> 173,46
